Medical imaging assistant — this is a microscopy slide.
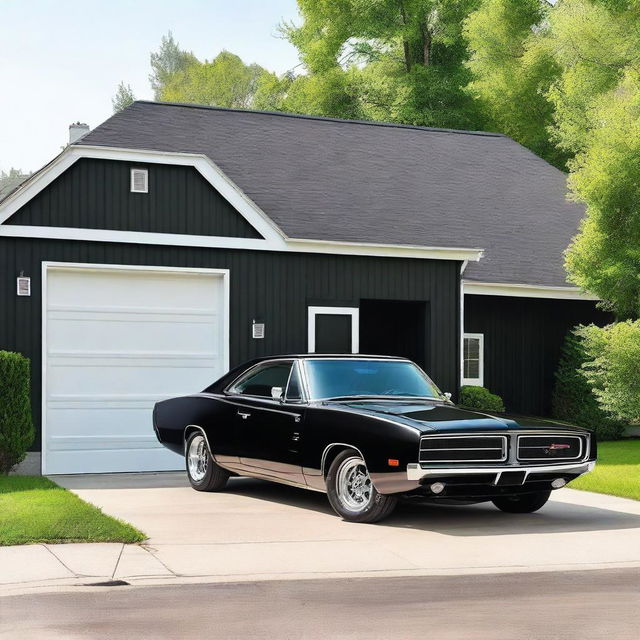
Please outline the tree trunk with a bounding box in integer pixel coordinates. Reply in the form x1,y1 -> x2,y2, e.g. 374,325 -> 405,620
420,24 -> 431,67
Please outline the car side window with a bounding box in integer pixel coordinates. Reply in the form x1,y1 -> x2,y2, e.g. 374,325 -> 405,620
286,363 -> 303,402
230,362 -> 293,398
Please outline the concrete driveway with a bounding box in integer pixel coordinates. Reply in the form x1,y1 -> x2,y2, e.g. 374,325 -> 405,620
44,472 -> 640,584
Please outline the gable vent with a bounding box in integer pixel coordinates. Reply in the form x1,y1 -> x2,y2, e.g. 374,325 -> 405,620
130,168 -> 148,193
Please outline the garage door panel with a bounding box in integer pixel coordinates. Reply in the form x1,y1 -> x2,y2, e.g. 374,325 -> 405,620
47,315 -> 220,353
44,266 -> 227,474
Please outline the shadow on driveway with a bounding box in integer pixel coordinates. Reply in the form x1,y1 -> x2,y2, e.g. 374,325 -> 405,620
54,472 -> 640,538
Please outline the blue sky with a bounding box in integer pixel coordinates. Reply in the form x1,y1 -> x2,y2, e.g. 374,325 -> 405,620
0,0 -> 300,173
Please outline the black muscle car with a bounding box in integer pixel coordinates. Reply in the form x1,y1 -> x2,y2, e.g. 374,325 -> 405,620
153,355 -> 596,523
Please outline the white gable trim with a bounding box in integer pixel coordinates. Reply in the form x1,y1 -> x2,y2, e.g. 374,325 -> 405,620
0,144 -> 485,262
463,280 -> 598,301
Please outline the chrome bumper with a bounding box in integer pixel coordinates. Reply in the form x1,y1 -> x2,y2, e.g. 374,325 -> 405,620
406,461 -> 596,483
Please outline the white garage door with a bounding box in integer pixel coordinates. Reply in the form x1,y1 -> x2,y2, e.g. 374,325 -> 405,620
43,263 -> 228,475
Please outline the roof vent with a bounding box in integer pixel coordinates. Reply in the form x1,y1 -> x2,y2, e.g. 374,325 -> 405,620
130,168 -> 148,193
69,122 -> 90,144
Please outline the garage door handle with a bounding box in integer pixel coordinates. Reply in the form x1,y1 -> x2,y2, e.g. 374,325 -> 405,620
237,411 -> 251,420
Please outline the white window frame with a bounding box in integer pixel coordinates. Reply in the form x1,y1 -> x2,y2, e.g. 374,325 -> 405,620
308,306 -> 359,354
462,332 -> 484,387
130,167 -> 149,193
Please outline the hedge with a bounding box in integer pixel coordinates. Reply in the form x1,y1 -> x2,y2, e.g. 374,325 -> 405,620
459,385 -> 505,413
552,328 -> 626,440
0,351 -> 34,474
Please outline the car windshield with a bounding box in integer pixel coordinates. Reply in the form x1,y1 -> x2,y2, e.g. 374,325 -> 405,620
304,359 -> 443,401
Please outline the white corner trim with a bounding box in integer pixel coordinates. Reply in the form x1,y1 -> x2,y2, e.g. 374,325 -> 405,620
40,261 -> 231,475
308,306 -> 360,354
463,281 -> 598,301
0,144 -> 485,262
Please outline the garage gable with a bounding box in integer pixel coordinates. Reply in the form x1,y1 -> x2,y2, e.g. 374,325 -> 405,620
6,158 -> 263,239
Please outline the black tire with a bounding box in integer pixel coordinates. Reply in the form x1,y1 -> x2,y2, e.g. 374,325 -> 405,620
326,450 -> 397,523
185,431 -> 230,492
492,490 -> 551,514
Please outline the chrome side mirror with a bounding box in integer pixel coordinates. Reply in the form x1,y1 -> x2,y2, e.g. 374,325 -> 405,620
444,392 -> 452,402
271,386 -> 284,401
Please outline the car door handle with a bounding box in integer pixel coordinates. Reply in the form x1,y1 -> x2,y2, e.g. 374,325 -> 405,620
291,432 -> 300,442
237,411 -> 252,420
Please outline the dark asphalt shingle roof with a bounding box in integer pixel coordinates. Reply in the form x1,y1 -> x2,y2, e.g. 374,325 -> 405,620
78,101 -> 584,287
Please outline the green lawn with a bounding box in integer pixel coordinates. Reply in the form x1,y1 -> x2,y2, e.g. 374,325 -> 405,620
0,476 -> 145,546
571,440 -> 640,501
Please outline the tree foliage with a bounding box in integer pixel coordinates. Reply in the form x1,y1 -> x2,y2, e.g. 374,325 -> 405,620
579,322 -> 640,424
0,168 -> 30,200
552,328 -> 626,440
0,351 -> 34,474
149,31 -> 198,100
112,82 -> 136,113
159,50 -> 272,109
276,0 -> 485,129
464,0 -> 565,167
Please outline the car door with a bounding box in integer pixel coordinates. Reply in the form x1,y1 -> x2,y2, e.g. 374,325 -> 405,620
227,360 -> 306,484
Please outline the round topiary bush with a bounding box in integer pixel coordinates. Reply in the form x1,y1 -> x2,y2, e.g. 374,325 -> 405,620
552,327 -> 627,441
459,385 -> 505,413
0,351 -> 34,474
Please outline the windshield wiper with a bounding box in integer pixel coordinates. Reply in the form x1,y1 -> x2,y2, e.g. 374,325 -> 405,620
321,395 -> 442,402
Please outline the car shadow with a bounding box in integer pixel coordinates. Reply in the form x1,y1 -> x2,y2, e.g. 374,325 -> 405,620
226,478 -> 640,537
54,473 -> 640,537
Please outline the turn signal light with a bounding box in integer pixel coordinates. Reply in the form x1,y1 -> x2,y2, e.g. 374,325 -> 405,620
430,482 -> 446,494
388,459 -> 400,467
551,477 -> 567,489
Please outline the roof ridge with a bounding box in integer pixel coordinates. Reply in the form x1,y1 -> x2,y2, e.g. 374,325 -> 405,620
131,100 -> 505,139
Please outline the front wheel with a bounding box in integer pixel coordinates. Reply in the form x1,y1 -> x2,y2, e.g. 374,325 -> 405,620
326,450 -> 397,523
492,490 -> 551,513
186,432 -> 230,492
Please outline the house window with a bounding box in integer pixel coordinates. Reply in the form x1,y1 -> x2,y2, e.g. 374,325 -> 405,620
462,333 -> 484,387
130,168 -> 149,193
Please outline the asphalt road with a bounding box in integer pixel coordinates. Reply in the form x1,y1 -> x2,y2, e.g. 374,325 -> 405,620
1,568 -> 638,639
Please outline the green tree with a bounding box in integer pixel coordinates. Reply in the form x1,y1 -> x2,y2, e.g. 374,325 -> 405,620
149,31 -> 198,100
0,168 -> 30,200
279,0 -> 485,129
552,328 -> 626,440
579,322 -> 640,424
159,50 -> 272,109
112,82 -> 136,113
464,0 -> 565,167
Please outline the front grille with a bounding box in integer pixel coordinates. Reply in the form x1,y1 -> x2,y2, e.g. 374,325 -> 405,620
419,435 -> 507,463
517,435 -> 583,462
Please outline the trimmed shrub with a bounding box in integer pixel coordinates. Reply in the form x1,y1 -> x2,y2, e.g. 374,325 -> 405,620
552,327 -> 626,441
0,351 -> 34,474
459,385 -> 505,413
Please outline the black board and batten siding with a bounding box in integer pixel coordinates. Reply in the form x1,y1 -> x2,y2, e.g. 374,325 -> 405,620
7,158 -> 261,238
0,237 -> 461,451
464,295 -> 610,417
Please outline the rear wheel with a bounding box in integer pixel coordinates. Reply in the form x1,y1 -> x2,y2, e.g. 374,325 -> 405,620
185,432 -> 229,492
326,450 -> 397,523
492,490 -> 551,513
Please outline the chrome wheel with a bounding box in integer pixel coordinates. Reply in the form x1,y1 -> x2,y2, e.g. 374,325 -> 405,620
187,434 -> 209,482
336,456 -> 373,512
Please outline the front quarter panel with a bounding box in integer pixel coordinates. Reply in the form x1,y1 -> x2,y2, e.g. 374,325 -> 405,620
301,405 -> 421,494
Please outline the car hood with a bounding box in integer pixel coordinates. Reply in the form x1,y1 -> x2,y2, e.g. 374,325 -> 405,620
323,400 -> 586,434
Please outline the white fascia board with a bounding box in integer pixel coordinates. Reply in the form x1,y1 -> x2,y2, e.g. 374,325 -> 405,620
0,144 -> 485,262
287,238 -> 484,262
463,280 -> 598,301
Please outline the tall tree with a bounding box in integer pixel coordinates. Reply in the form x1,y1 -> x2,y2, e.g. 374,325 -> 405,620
159,50 -> 273,109
112,82 -> 136,113
279,0 -> 485,129
464,0 -> 565,167
149,32 -> 198,100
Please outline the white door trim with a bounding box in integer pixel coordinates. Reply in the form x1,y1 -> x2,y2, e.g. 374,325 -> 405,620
40,261 -> 230,475
307,306 -> 360,354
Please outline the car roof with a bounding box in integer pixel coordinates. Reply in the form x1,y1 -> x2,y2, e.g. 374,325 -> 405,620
256,354 -> 410,361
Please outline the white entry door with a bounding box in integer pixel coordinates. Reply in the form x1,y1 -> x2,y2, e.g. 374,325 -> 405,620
43,263 -> 229,475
